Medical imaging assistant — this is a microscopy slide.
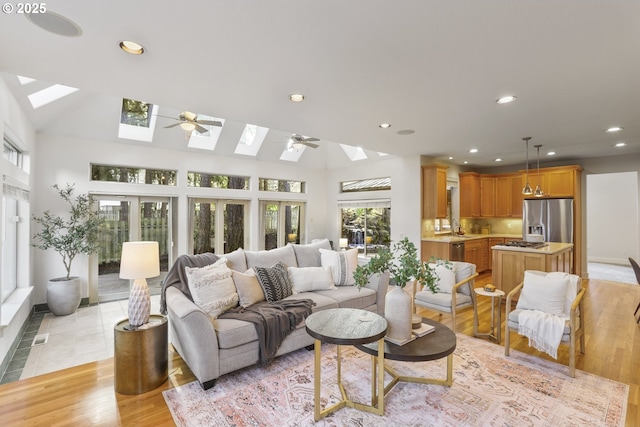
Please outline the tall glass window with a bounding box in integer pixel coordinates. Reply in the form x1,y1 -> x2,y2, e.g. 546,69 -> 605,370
190,199 -> 248,255
260,200 -> 304,250
339,200 -> 391,256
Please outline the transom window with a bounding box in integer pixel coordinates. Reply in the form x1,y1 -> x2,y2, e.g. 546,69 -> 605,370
91,164 -> 177,186
259,178 -> 305,193
187,172 -> 249,190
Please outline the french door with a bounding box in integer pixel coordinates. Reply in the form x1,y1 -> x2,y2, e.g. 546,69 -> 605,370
189,198 -> 249,255
91,195 -> 172,303
260,200 -> 305,250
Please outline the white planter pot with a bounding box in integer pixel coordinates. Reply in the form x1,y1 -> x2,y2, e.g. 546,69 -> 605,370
47,277 -> 81,316
384,285 -> 412,342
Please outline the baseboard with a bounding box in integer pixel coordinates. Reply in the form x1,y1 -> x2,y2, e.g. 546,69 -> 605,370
34,297 -> 91,314
0,306 -> 35,381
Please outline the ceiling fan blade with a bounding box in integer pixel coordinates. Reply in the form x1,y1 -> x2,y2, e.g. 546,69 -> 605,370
194,123 -> 209,134
164,122 -> 181,128
302,142 -> 319,148
197,119 -> 223,127
302,137 -> 320,142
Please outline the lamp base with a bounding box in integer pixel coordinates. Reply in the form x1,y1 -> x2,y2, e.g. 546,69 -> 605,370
129,278 -> 150,327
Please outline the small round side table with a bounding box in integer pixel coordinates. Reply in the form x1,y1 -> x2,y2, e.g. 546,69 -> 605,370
473,287 -> 505,343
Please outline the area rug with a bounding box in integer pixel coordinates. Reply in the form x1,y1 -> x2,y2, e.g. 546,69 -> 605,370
163,334 -> 628,427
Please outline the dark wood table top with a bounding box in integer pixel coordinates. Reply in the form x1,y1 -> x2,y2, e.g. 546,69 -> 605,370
356,318 -> 456,362
305,308 -> 387,345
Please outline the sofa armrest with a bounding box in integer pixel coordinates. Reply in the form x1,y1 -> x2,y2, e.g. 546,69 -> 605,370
165,287 -> 220,386
363,272 -> 389,315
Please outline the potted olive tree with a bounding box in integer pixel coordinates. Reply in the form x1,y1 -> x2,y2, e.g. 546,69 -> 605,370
32,184 -> 103,315
354,237 -> 445,342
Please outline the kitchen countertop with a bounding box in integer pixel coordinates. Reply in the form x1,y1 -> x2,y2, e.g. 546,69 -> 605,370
422,234 -> 521,243
491,242 -> 573,255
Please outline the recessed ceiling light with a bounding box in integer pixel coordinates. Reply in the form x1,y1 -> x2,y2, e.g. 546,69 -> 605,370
397,129 -> 415,135
605,126 -> 623,133
615,142 -> 626,147
463,161 -> 469,164
26,10 -> 83,37
495,158 -> 502,162
448,156 -> 453,160
379,123 -> 391,129
289,93 -> 304,102
469,148 -> 478,153
547,151 -> 556,156
496,95 -> 517,104
119,40 -> 145,55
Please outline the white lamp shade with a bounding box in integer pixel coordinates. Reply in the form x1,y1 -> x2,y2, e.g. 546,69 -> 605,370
339,238 -> 348,248
119,241 -> 160,279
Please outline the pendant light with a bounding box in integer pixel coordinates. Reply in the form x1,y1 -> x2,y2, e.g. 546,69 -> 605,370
521,137 -> 533,195
533,144 -> 545,197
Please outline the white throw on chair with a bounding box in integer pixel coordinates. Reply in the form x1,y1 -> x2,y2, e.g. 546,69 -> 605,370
413,261 -> 479,333
504,270 -> 586,377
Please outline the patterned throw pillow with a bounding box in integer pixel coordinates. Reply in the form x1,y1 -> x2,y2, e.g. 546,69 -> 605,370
253,262 -> 293,302
185,258 -> 239,318
319,248 -> 358,286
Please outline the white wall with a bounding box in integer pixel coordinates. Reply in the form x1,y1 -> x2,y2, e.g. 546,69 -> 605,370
586,172 -> 639,264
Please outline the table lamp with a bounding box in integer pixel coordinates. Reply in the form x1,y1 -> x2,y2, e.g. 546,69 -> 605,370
119,241 -> 160,328
339,238 -> 348,250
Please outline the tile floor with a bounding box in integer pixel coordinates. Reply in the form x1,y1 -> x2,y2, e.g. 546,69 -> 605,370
0,295 -> 162,384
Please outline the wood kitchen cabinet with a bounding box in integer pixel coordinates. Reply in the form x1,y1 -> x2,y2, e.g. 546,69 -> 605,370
464,239 -> 489,272
422,164 -> 448,219
521,165 -> 580,199
480,175 -> 495,217
487,237 -> 505,267
495,173 -> 523,217
421,241 -> 450,261
459,172 -> 480,218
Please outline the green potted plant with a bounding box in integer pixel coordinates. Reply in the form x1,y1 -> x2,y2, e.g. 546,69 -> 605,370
32,184 -> 103,315
353,237 -> 446,342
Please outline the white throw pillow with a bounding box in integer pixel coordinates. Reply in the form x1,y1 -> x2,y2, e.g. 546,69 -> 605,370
516,271 -> 569,316
185,258 -> 239,318
319,248 -> 358,286
430,263 -> 456,294
288,266 -> 336,293
232,269 -> 265,307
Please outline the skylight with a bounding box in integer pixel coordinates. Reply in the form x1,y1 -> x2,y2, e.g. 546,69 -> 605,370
187,115 -> 225,151
234,124 -> 269,156
118,99 -> 158,142
27,84 -> 79,109
279,145 -> 306,162
17,75 -> 36,85
339,144 -> 368,161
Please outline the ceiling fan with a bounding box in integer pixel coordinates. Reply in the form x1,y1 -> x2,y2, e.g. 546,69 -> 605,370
162,111 -> 222,134
285,134 -> 320,150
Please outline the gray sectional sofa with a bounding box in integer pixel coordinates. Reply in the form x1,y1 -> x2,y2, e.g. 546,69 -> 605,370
162,240 -> 389,390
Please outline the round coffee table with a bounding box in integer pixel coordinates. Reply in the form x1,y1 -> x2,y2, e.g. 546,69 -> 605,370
356,317 -> 456,397
305,308 -> 387,421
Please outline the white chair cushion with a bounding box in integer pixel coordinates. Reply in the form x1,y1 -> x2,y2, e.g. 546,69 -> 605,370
516,270 -> 569,316
430,264 -> 456,294
415,290 -> 472,309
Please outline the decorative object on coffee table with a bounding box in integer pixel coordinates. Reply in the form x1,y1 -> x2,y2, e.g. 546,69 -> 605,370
119,241 -> 160,328
353,237 -> 441,342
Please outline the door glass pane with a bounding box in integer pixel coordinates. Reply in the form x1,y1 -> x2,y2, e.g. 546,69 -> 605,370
264,203 -> 278,250
98,200 -> 131,298
193,201 -> 215,254
284,203 -> 300,244
223,202 -> 244,253
140,201 -> 169,294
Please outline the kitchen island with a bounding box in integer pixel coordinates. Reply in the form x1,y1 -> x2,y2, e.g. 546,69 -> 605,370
491,242 -> 573,297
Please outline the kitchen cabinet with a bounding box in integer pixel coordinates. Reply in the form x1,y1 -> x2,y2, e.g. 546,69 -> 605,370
480,176 -> 495,217
421,241 -> 450,261
422,164 -> 448,219
487,237 -> 504,267
459,172 -> 480,217
464,239 -> 489,272
522,165 -> 581,199
495,173 -> 523,217
492,243 -> 573,297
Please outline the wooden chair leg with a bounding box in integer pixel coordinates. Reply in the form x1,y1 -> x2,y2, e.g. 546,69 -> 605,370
504,327 -> 510,356
451,311 -> 457,333
569,333 -> 576,378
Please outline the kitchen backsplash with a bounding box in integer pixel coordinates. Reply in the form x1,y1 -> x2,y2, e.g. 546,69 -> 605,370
422,217 -> 523,237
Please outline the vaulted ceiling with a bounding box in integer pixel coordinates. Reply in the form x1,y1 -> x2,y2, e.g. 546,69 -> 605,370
1,1 -> 639,169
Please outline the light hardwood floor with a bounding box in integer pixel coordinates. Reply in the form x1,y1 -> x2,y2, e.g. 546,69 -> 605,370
0,273 -> 638,427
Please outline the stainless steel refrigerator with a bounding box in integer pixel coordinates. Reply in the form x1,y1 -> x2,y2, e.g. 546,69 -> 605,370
522,198 -> 574,243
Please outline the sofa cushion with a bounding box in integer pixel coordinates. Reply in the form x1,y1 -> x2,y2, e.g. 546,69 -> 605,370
288,266 -> 335,293
319,248 -> 358,286
232,269 -> 265,307
282,292 -> 341,312
254,262 -> 293,302
213,318 -> 258,349
222,248 -> 247,272
314,286 -> 377,310
245,245 -> 298,269
184,258 -> 239,318
290,239 -> 332,267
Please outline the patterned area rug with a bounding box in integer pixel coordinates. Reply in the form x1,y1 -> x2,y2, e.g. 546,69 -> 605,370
163,334 -> 628,426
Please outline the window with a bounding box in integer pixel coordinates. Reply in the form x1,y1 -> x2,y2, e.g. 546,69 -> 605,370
339,199 -> 391,256
190,198 -> 249,254
120,99 -> 152,127
341,177 -> 391,193
2,183 -> 29,302
91,164 -> 177,186
260,200 -> 305,250
3,135 -> 23,168
259,178 -> 305,193
187,172 -> 249,190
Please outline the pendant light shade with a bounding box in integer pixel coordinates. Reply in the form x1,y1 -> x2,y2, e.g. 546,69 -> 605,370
534,144 -> 545,197
522,137 -> 533,195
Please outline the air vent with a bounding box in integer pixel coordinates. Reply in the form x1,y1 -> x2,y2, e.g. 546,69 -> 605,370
32,333 -> 49,346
